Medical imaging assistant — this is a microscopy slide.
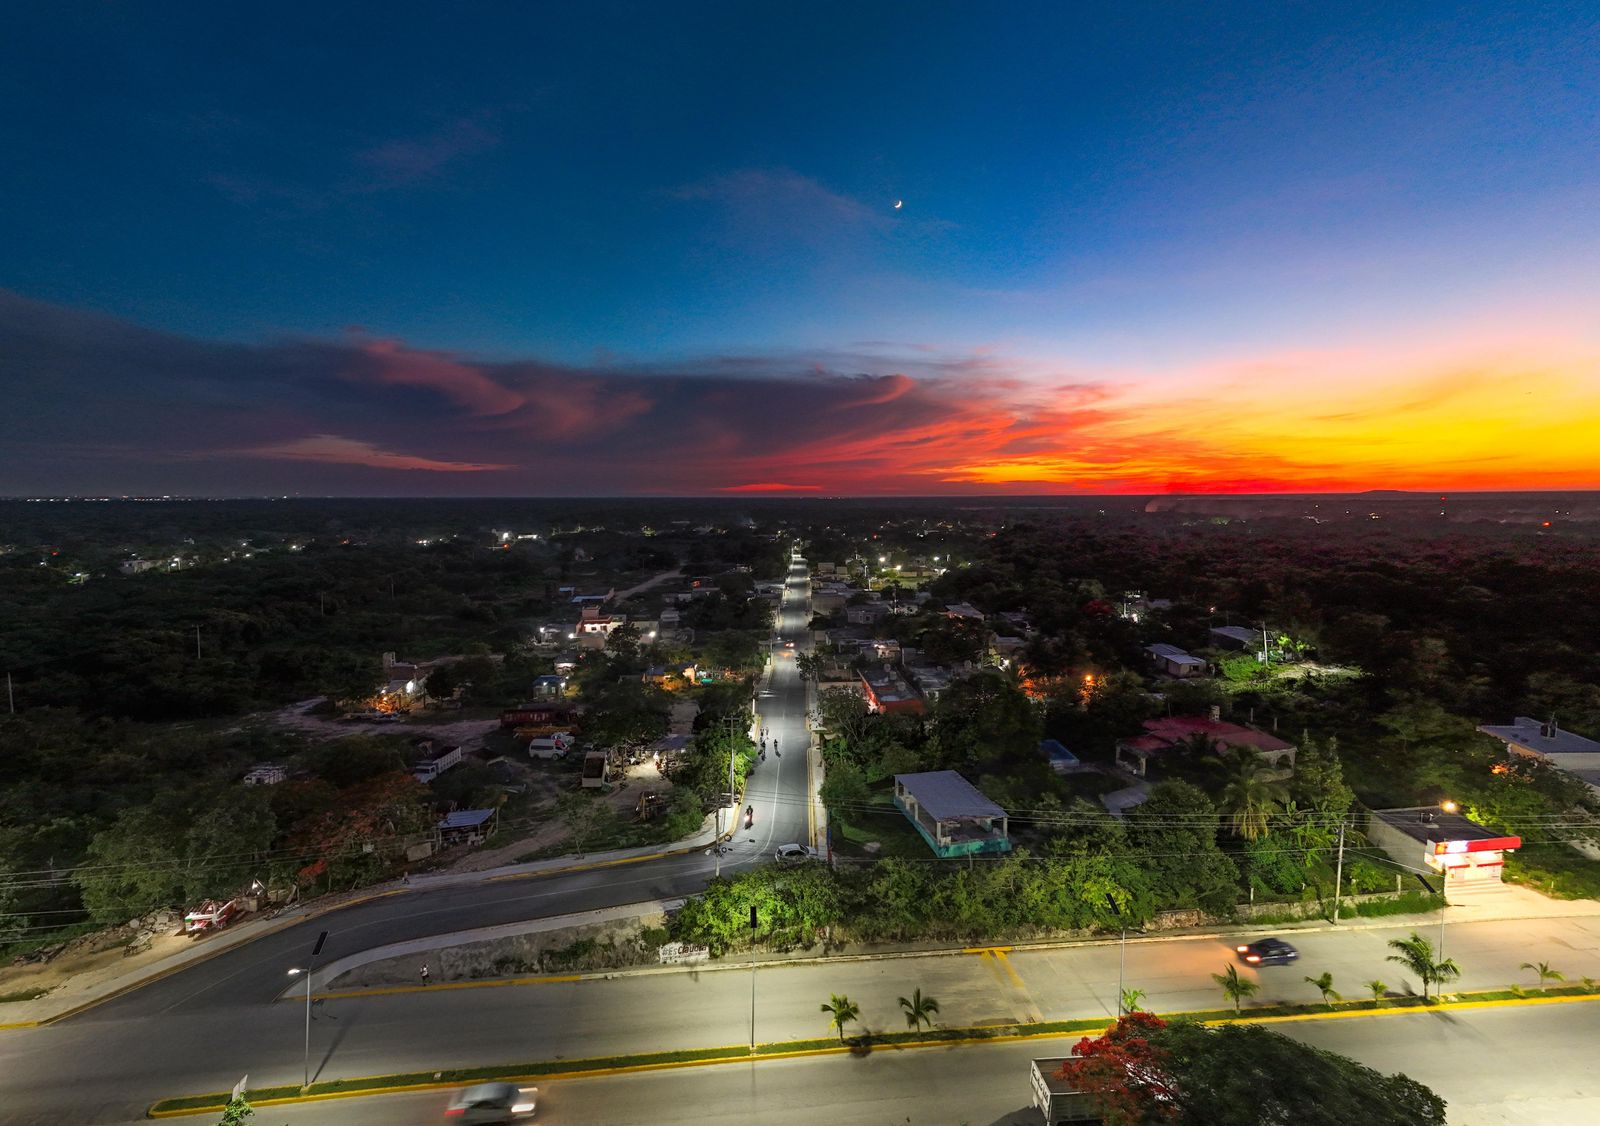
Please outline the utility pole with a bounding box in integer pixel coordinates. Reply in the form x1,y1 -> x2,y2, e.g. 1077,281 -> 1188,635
195,625 -> 202,661
6,672 -> 13,715
1331,822 -> 1346,923
749,906 -> 759,1054
1261,623 -> 1270,665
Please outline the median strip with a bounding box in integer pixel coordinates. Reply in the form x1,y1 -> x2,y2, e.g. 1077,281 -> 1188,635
146,984 -> 1600,1117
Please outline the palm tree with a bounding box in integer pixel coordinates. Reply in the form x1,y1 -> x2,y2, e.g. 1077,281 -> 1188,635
821,993 -> 861,1043
897,987 -> 940,1032
1212,964 -> 1260,1013
1304,971 -> 1340,1007
1522,961 -> 1565,991
1217,748 -> 1288,840
1119,987 -> 1147,1015
1386,932 -> 1460,1001
1366,979 -> 1389,1003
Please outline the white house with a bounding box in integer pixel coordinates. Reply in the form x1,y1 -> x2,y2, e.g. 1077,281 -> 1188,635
1478,716 -> 1600,799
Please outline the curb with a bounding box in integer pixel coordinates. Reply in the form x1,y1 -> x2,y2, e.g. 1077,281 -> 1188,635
145,988 -> 1600,1117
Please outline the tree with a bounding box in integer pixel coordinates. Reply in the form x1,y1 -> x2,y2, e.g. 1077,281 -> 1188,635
1521,960 -> 1565,990
1056,1011 -> 1178,1126
1290,734 -> 1354,816
821,993 -> 860,1042
1386,932 -> 1461,1001
557,792 -> 607,855
1215,748 -> 1287,841
1304,971 -> 1341,1007
818,759 -> 871,821
1152,1021 -> 1447,1125
1126,782 -> 1240,915
1367,978 -> 1389,1003
216,1095 -> 254,1124
1212,964 -> 1259,1013
897,987 -> 940,1032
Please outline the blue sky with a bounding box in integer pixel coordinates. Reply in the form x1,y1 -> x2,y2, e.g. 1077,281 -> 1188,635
1,2 -> 1597,494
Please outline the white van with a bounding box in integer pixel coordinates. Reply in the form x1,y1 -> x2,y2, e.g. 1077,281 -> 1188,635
528,732 -> 575,759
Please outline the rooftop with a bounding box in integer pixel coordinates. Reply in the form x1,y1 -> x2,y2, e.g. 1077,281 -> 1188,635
1209,625 -> 1260,645
437,808 -> 496,830
894,770 -> 1005,822
1132,715 -> 1295,754
1478,717 -> 1600,758
1372,807 -> 1520,846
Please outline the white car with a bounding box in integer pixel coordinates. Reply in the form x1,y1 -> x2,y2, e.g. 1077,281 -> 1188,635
774,844 -> 811,865
444,1082 -> 537,1122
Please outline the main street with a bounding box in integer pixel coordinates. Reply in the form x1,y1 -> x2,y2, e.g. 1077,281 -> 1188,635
79,1001 -> 1600,1125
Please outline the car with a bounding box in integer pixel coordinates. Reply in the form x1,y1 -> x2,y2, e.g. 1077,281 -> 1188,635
784,640 -> 795,648
444,1083 -> 538,1122
1235,937 -> 1299,966
775,843 -> 811,865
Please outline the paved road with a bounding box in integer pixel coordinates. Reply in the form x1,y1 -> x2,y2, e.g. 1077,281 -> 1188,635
9,910 -> 1600,1124
80,1001 -> 1600,1125
0,559 -> 818,1124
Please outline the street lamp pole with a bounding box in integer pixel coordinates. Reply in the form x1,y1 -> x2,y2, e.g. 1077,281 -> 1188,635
289,931 -> 329,1091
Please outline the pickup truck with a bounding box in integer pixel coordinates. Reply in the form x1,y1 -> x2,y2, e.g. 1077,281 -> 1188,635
1029,1057 -> 1098,1124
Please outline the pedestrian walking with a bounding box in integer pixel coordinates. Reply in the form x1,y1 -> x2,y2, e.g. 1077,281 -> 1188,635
419,965 -> 430,985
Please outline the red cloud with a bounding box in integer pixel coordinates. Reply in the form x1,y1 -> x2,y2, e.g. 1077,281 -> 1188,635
352,337 -> 525,416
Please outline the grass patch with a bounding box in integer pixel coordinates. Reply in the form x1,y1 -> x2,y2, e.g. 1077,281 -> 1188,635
0,986 -> 51,1004
1504,843 -> 1600,900
150,984 -> 1600,1116
1343,889 -> 1444,917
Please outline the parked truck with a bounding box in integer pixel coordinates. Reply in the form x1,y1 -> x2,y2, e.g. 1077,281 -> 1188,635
1028,1057 -> 1097,1124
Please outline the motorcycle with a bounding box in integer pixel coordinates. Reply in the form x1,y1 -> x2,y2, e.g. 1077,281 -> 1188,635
744,804 -> 755,828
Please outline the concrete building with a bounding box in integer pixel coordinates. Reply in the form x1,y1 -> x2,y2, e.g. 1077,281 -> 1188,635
893,770 -> 1011,858
241,763 -> 288,786
860,665 -> 925,715
1208,625 -> 1263,651
1367,807 -> 1521,902
1116,715 -> 1296,777
1478,716 -> 1600,798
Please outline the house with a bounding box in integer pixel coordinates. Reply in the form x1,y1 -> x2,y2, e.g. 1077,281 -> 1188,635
531,674 -> 570,699
893,771 -> 1011,857
845,600 -> 892,626
1477,717 -> 1600,798
1208,625 -> 1262,651
413,741 -> 464,782
1115,715 -> 1296,778
860,665 -> 925,715
437,807 -> 498,846
119,558 -> 157,575
1146,643 -> 1207,679
241,762 -> 288,786
1040,739 -> 1080,774
1366,807 -> 1521,902
945,602 -> 986,623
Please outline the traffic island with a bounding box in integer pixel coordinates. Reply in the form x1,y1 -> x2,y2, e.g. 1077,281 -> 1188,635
146,983 -> 1600,1117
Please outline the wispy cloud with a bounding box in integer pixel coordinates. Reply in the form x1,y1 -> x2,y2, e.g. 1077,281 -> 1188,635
232,434 -> 510,473
354,117 -> 500,187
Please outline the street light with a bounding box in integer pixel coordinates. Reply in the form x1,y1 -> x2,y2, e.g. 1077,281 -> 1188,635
287,931 -> 328,1090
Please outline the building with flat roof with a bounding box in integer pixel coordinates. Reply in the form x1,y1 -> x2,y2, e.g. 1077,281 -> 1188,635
893,770 -> 1011,858
860,665 -> 925,715
1208,625 -> 1262,651
1367,807 -> 1521,902
1478,716 -> 1600,798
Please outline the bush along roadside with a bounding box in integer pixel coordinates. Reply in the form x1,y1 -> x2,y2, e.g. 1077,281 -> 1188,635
147,982 -> 1600,1117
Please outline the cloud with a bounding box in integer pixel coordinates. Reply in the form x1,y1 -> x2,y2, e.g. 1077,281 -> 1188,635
2,289 -> 1597,496
232,434 -> 510,473
354,117 -> 500,187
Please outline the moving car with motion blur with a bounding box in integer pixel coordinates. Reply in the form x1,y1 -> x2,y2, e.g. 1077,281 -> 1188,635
1235,937 -> 1299,966
444,1083 -> 537,1122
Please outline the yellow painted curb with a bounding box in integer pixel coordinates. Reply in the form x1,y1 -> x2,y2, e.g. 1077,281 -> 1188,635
0,1019 -> 42,1030
1207,987 -> 1600,1028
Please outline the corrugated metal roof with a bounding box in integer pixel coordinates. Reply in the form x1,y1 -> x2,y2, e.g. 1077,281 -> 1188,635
894,770 -> 1004,821
437,808 -> 495,830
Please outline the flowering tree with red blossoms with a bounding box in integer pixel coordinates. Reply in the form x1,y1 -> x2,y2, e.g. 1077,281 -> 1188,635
1057,1011 -> 1180,1126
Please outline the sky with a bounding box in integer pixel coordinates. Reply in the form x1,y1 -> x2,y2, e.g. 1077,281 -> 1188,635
1,1 -> 1597,496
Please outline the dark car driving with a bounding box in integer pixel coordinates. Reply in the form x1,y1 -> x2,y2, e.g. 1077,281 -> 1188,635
444,1083 -> 537,1122
1236,937 -> 1299,966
